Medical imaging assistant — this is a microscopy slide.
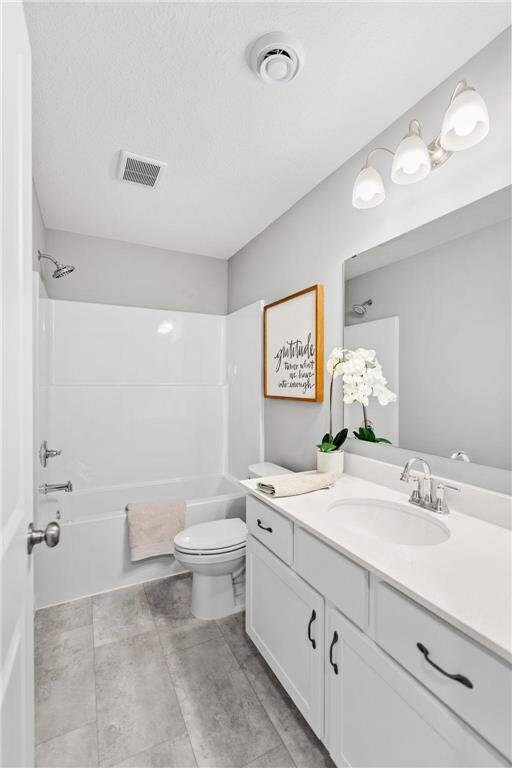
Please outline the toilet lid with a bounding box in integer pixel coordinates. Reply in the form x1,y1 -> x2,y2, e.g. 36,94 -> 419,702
174,518 -> 247,553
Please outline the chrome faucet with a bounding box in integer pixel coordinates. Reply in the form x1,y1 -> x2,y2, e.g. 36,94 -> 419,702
39,481 -> 73,495
400,457 -> 433,505
400,457 -> 459,514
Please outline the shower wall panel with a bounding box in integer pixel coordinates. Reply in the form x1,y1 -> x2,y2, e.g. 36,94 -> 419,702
39,300 -> 227,491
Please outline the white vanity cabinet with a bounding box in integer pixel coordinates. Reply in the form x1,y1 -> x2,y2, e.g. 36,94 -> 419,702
245,493 -> 511,768
246,535 -> 325,736
325,607 -> 505,768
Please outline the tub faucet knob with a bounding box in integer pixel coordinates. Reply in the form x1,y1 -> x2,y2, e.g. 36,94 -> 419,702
39,440 -> 62,467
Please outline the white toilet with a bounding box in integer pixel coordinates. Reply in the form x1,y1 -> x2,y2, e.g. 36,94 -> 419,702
174,518 -> 247,620
174,462 -> 289,619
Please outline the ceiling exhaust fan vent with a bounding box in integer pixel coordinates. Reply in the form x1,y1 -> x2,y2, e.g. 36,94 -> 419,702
249,32 -> 303,84
117,150 -> 166,188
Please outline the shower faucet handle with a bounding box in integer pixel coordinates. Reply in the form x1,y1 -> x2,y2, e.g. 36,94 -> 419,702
39,440 -> 62,467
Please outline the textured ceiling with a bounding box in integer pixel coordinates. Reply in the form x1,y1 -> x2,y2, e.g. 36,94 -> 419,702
25,2 -> 510,259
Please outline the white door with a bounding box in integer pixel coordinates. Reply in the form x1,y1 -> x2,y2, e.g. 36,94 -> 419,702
1,3 -> 35,765
246,536 -> 324,737
327,609 -> 505,768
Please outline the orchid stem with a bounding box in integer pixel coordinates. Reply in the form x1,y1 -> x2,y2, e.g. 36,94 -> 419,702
329,373 -> 333,438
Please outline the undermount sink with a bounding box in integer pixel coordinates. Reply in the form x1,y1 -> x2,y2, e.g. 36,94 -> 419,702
328,498 -> 450,546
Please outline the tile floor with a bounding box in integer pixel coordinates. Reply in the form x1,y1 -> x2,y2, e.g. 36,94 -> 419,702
35,574 -> 335,768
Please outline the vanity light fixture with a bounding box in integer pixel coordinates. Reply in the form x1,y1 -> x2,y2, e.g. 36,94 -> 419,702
352,80 -> 490,209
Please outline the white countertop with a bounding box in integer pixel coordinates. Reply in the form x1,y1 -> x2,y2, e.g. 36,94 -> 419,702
241,473 -> 512,664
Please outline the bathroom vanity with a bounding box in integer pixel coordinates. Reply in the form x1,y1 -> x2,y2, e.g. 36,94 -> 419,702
241,471 -> 512,768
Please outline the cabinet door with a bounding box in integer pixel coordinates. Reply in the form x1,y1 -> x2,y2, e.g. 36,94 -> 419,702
246,535 -> 324,737
325,608 -> 506,768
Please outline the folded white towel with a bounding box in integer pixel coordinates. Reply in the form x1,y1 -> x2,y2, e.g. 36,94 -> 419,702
257,471 -> 339,498
126,500 -> 186,561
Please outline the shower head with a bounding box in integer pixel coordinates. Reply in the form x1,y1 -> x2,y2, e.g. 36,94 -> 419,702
38,250 -> 75,279
352,299 -> 373,316
52,263 -> 75,278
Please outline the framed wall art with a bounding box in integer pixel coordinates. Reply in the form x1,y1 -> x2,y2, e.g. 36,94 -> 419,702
264,284 -> 324,401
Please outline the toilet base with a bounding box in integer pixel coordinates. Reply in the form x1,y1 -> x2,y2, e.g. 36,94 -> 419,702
191,571 -> 245,620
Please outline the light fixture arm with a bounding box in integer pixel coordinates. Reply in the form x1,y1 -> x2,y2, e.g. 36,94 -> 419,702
364,146 -> 395,168
449,79 -> 473,105
407,119 -> 422,137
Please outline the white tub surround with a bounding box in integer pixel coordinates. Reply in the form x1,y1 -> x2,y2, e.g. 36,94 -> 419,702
40,300 -> 227,490
241,472 -> 512,663
242,470 -> 512,767
226,301 -> 265,479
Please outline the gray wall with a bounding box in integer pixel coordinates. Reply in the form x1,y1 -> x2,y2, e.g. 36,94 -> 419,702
346,219 -> 511,471
40,228 -> 228,314
228,29 -> 511,475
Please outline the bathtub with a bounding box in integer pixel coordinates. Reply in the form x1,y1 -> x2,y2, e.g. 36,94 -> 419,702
35,474 -> 246,608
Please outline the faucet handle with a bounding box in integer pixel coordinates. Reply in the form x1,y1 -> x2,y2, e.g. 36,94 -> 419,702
434,482 -> 460,513
410,475 -> 421,503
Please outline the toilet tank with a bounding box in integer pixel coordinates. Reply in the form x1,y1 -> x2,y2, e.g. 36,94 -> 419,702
247,462 -> 289,478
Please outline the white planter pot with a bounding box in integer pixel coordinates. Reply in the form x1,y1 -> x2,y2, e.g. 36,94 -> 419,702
316,449 -> 344,475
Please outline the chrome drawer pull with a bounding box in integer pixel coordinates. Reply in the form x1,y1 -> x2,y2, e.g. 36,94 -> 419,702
329,630 -> 339,674
307,609 -> 317,650
416,643 -> 473,689
256,519 -> 273,533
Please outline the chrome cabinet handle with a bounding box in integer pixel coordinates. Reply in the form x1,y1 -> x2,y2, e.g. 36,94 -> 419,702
416,643 -> 473,689
329,631 -> 339,674
307,609 -> 317,650
256,519 -> 273,533
27,521 -> 61,554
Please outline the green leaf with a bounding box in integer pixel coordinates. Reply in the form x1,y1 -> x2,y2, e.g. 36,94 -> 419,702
333,428 -> 348,448
322,433 -> 332,444
375,437 -> 392,444
354,427 -> 379,443
320,442 -> 337,452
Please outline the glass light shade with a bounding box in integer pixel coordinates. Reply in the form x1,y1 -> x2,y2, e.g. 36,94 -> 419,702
440,89 -> 489,151
391,134 -> 431,185
352,166 -> 385,209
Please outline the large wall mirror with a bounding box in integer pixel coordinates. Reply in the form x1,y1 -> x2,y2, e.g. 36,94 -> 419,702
343,186 -> 511,478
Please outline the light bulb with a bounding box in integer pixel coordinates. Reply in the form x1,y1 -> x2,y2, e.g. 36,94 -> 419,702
440,87 -> 489,151
352,166 -> 385,209
453,112 -> 477,137
391,134 -> 431,185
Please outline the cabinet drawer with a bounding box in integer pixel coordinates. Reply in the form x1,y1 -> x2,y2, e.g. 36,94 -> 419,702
294,527 -> 369,630
246,495 -> 293,565
375,582 -> 512,760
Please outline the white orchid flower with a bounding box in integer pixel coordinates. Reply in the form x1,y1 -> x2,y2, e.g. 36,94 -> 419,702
331,347 -> 396,407
376,387 -> 397,406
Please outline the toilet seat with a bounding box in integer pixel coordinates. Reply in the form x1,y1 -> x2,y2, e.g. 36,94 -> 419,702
174,518 -> 247,556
